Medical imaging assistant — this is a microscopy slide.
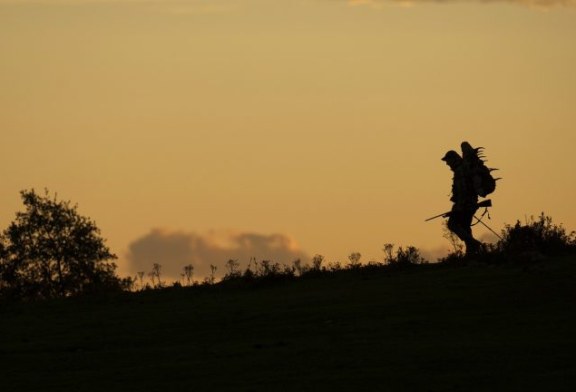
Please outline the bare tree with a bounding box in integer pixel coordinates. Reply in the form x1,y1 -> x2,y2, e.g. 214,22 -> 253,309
312,254 -> 324,270
183,264 -> 194,286
348,252 -> 362,268
208,264 -> 217,285
148,263 -> 163,288
136,271 -> 145,290
225,259 -> 240,278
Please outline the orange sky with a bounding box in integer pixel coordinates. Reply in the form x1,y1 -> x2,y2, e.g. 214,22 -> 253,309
1,0 -> 575,280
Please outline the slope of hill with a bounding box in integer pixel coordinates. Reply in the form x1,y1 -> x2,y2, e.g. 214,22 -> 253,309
1,257 -> 575,391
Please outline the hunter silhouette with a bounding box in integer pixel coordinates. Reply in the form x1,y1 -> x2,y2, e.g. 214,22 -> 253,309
441,142 -> 498,255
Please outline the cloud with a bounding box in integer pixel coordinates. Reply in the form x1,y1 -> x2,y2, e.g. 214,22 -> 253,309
347,0 -> 576,8
420,245 -> 450,262
479,231 -> 500,244
125,229 -> 309,283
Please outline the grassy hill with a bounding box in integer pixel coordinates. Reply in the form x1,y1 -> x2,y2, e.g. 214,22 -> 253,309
1,256 -> 575,391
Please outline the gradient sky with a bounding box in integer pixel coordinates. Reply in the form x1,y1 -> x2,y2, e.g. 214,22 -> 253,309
1,0 -> 575,279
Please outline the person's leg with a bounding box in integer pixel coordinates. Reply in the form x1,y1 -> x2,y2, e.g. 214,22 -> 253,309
448,208 -> 481,255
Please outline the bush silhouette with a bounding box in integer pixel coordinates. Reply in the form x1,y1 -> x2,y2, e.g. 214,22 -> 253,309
383,243 -> 427,267
496,213 -> 576,257
440,213 -> 576,264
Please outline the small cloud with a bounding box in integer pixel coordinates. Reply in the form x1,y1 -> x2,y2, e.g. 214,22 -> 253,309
479,231 -> 500,244
420,245 -> 450,262
346,0 -> 576,8
125,229 -> 308,283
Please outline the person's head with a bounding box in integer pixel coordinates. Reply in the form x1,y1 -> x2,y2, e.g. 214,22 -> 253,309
442,150 -> 462,169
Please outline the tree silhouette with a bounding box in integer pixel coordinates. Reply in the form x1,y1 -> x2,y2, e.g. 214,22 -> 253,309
348,252 -> 362,268
225,259 -> 240,278
0,189 -> 123,299
312,254 -> 324,270
148,263 -> 163,288
183,264 -> 194,286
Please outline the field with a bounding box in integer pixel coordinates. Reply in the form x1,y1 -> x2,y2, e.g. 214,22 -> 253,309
1,257 -> 575,391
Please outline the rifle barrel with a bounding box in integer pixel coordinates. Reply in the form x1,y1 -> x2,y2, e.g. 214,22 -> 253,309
424,212 -> 450,222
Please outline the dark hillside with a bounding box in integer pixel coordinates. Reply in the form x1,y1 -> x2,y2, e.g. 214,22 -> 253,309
1,257 -> 575,391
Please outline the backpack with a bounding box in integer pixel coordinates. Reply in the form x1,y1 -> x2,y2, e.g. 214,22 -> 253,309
461,141 -> 499,198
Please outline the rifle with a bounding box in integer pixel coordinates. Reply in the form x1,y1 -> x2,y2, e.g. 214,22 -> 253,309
425,199 -> 492,222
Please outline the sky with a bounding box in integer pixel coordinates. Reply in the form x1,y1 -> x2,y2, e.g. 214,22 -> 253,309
1,0 -> 575,281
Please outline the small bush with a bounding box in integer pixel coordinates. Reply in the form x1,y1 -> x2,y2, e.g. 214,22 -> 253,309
312,254 -> 324,271
384,244 -> 427,265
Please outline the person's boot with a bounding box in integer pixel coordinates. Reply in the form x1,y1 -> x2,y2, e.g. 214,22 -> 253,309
465,239 -> 482,256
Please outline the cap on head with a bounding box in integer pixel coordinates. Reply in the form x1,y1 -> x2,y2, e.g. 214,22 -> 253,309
442,150 -> 462,163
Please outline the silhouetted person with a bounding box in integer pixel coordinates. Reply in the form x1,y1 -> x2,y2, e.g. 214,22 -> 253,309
442,149 -> 483,255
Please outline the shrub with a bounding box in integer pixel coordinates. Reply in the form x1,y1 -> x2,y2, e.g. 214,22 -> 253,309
312,254 -> 324,271
497,213 -> 576,256
347,252 -> 362,269
383,244 -> 427,266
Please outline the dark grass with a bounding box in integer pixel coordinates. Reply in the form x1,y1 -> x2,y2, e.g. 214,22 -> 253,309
1,257 -> 576,391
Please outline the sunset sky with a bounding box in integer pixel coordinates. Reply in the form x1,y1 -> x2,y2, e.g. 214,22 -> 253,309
1,0 -> 575,280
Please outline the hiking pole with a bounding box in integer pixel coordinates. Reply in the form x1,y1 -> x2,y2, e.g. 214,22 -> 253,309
473,215 -> 503,240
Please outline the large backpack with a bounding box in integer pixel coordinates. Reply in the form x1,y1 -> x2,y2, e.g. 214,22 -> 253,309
461,142 -> 499,198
